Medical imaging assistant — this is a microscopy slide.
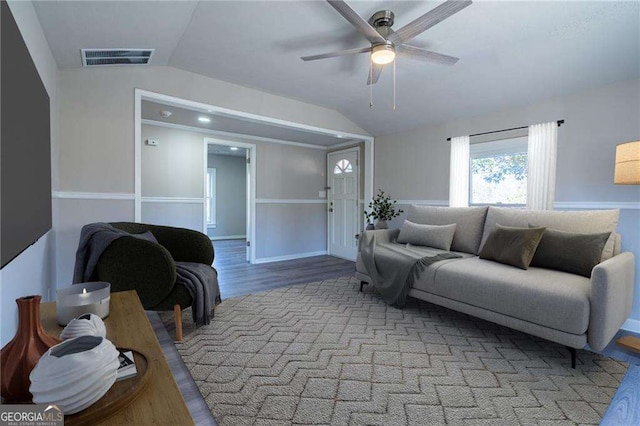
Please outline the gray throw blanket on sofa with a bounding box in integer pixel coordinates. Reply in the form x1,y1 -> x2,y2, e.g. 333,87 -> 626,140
360,231 -> 461,308
73,223 -> 215,325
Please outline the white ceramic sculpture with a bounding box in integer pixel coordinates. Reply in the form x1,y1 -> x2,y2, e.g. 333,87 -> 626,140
60,313 -> 107,340
29,335 -> 119,414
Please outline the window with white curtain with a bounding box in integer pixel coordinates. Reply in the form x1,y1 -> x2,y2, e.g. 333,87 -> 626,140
469,137 -> 528,206
206,168 -> 216,226
450,122 -> 557,210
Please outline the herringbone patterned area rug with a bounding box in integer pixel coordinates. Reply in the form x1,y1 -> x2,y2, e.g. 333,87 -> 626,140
167,277 -> 627,425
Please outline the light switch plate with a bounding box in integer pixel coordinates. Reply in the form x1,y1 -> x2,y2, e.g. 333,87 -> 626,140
146,139 -> 158,146
319,191 -> 326,198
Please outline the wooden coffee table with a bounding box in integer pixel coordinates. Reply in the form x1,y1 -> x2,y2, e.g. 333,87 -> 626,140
40,290 -> 193,425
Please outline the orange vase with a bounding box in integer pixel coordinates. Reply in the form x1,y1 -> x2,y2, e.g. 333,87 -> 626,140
0,295 -> 61,402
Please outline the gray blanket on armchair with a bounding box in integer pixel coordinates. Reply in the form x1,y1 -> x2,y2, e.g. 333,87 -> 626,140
73,222 -> 216,326
359,231 -> 461,308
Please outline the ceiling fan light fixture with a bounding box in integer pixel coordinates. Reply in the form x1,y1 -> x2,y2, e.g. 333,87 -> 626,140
371,43 -> 396,65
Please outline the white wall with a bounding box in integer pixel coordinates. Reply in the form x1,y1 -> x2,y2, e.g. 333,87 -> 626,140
207,154 -> 246,239
1,0 -> 58,346
374,78 -> 640,326
54,66 -> 363,283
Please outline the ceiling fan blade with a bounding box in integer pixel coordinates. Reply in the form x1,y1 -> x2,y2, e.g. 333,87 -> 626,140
327,0 -> 386,44
397,45 -> 459,65
366,63 -> 384,85
301,46 -> 371,61
389,0 -> 472,44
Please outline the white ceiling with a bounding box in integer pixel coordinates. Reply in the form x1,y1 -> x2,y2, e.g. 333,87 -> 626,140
34,1 -> 640,136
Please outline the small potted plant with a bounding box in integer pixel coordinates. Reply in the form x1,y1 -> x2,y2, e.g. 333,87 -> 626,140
364,189 -> 403,230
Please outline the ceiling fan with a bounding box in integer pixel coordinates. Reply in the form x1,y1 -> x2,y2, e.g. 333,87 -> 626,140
302,0 -> 472,85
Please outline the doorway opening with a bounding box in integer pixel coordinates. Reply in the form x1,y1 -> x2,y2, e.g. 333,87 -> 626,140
205,139 -> 256,263
134,89 -> 374,266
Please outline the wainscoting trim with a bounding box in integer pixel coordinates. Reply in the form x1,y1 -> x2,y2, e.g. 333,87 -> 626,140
254,251 -> 328,264
52,191 -> 135,200
256,199 -> 327,204
554,201 -> 640,210
141,197 -> 204,204
622,318 -> 640,334
396,200 -> 449,206
391,200 -> 640,210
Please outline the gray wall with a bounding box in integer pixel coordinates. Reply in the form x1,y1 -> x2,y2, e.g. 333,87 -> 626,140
140,124 -> 204,231
375,78 -> 640,324
1,0 -> 59,346
207,154 -> 246,239
53,65 -> 367,284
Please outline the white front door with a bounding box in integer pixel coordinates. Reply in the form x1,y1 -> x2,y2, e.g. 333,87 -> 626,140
327,149 -> 359,260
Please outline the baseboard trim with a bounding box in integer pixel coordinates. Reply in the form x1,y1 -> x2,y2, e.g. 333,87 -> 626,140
209,235 -> 246,241
52,191 -> 135,200
622,318 -> 640,334
254,250 -> 327,264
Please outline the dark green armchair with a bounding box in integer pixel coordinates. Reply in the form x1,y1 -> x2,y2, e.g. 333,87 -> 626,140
94,222 -> 219,340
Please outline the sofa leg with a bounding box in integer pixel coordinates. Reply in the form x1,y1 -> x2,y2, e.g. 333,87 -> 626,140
174,304 -> 183,342
360,281 -> 367,292
567,346 -> 576,369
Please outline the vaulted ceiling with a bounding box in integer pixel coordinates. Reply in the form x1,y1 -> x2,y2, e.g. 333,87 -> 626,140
34,1 -> 640,136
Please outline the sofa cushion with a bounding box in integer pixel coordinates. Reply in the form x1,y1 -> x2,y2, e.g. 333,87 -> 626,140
479,224 -> 545,270
413,257 -> 591,335
397,221 -> 457,250
531,228 -> 611,277
407,205 -> 488,255
481,207 -> 619,261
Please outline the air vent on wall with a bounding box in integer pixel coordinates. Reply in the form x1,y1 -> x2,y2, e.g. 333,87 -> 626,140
81,49 -> 155,67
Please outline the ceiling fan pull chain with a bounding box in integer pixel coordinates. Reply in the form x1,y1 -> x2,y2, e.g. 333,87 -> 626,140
393,59 -> 396,112
369,62 -> 374,109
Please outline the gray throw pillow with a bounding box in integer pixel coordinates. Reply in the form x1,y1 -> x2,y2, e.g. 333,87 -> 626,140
479,224 -> 546,270
531,228 -> 611,277
132,230 -> 158,244
397,220 -> 457,251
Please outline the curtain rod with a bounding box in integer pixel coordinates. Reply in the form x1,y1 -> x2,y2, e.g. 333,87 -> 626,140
446,120 -> 564,142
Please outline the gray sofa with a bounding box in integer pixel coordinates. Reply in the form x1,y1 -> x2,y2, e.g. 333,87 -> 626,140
356,205 -> 635,364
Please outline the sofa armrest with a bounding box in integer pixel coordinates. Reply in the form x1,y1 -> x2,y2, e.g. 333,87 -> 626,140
588,252 -> 635,351
96,237 -> 177,309
111,222 -> 214,265
358,228 -> 400,249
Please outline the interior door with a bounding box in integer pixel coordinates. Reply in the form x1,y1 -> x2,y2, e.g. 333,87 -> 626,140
327,149 -> 359,260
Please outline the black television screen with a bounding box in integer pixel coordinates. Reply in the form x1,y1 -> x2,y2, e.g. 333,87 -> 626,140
1,1 -> 52,268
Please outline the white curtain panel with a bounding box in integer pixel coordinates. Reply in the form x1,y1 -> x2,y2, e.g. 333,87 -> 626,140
449,135 -> 470,207
527,122 -> 558,210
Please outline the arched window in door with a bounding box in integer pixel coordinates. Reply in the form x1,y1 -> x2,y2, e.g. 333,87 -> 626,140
334,159 -> 353,174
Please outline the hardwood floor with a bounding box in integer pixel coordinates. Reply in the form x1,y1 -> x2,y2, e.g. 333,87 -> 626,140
151,240 -> 640,424
213,239 -> 356,299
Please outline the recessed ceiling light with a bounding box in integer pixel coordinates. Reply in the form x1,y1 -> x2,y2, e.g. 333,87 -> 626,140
198,116 -> 211,123
336,134 -> 344,138
159,110 -> 172,118
207,109 -> 213,113
230,147 -> 239,151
